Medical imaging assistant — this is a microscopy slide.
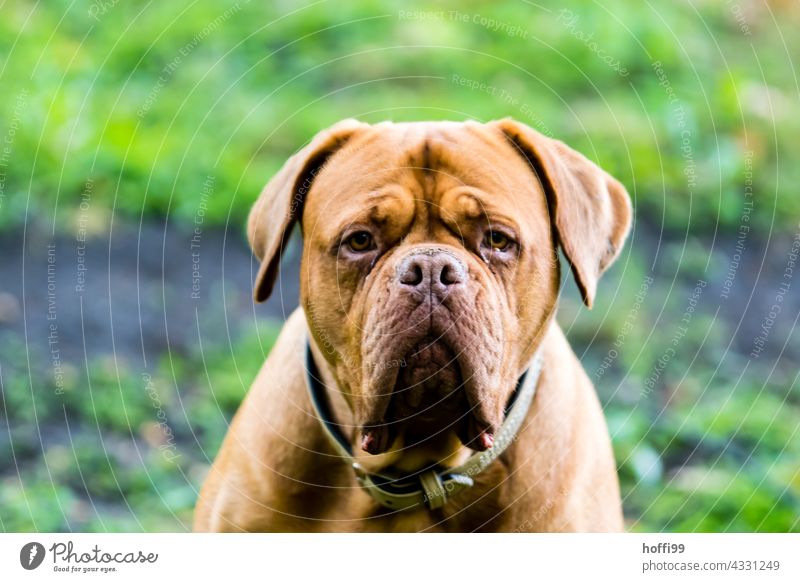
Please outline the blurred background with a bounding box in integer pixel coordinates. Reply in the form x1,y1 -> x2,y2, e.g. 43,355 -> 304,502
0,0 -> 798,532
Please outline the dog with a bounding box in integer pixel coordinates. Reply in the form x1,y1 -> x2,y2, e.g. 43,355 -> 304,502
194,118 -> 631,532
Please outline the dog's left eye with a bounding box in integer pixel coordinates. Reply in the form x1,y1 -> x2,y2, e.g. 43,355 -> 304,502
345,231 -> 375,252
484,230 -> 512,251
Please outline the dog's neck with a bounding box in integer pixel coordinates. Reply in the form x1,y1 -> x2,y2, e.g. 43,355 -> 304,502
304,332 -> 545,513
307,338 -> 354,431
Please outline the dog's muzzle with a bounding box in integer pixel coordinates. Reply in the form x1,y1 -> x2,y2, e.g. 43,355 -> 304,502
359,245 -> 507,455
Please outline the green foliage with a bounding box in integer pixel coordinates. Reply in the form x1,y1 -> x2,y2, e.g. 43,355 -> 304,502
0,321 -> 280,531
1,0 -> 797,235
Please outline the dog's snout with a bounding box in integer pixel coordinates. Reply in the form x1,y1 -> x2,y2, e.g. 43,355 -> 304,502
397,249 -> 467,291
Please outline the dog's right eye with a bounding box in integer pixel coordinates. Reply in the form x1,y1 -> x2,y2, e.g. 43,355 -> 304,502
485,230 -> 511,251
345,231 -> 374,252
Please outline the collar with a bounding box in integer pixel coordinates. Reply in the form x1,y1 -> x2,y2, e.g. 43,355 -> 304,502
305,342 -> 543,512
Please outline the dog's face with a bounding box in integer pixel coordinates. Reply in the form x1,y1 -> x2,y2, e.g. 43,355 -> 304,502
249,119 -> 631,468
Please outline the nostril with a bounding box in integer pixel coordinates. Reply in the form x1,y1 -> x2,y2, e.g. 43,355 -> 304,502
397,250 -> 467,289
400,262 -> 424,286
439,262 -> 463,286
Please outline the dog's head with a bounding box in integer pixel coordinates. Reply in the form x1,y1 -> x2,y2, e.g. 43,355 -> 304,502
248,119 -> 631,467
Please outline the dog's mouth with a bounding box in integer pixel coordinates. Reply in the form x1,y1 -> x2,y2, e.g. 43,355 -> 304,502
394,338 -> 462,419
360,337 -> 497,456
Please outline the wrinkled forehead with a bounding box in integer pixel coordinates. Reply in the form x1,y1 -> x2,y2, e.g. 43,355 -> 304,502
302,122 -> 547,234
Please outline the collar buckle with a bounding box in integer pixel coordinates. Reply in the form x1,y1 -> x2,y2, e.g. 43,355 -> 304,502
420,469 -> 447,510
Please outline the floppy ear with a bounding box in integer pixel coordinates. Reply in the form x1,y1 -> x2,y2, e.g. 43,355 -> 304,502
494,119 -> 632,308
248,119 -> 367,302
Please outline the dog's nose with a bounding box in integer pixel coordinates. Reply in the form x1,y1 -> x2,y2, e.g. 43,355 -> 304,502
397,248 -> 466,290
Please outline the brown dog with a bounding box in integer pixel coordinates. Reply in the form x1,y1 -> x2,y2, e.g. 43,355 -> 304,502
194,119 -> 631,532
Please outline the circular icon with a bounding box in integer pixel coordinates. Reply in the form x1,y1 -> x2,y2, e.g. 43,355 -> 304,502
20,542 -> 46,570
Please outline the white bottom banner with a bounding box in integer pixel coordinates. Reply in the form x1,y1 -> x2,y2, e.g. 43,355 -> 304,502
0,534 -> 796,581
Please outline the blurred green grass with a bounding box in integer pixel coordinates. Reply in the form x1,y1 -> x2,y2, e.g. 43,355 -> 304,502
0,0 -> 798,532
0,323 -> 280,531
1,0 -> 797,233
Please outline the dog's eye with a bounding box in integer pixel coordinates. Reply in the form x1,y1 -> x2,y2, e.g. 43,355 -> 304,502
485,230 -> 511,251
345,231 -> 374,252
